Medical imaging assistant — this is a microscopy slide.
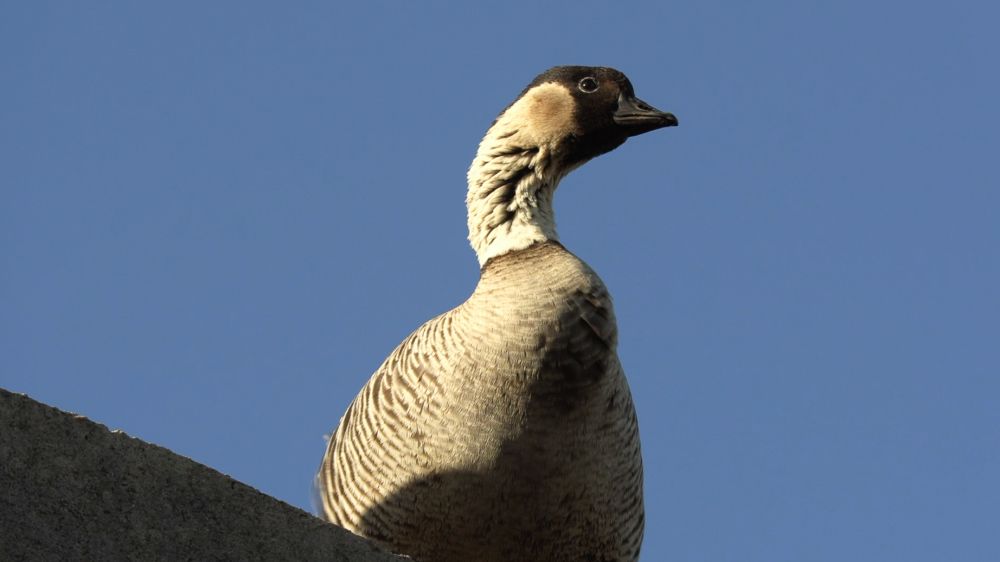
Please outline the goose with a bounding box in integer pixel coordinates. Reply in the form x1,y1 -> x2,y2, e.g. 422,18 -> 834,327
317,65 -> 677,562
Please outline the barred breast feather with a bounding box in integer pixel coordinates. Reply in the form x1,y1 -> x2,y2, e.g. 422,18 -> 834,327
317,242 -> 643,562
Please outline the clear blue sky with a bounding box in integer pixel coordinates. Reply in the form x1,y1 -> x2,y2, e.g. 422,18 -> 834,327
3,2 -> 998,560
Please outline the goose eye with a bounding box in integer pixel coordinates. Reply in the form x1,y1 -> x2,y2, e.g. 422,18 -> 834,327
578,77 -> 599,93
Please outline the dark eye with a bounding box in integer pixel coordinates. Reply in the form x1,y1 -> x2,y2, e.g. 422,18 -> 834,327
578,77 -> 599,93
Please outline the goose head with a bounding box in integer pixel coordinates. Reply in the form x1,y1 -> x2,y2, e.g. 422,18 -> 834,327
467,66 -> 677,265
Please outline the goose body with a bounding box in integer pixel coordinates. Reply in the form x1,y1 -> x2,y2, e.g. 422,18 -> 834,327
317,66 -> 677,562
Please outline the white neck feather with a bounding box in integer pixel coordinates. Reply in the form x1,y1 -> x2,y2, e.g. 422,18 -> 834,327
466,129 -> 566,266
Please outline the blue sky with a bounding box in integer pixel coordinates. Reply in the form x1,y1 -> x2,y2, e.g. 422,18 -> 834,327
3,2 -> 998,560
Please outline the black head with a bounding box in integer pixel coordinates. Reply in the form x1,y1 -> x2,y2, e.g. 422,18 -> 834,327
501,66 -> 677,166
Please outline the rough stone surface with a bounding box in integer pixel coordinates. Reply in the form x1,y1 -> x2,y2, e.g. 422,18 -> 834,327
0,388 -> 407,562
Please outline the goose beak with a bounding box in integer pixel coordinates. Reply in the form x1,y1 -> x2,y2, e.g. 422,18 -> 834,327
613,93 -> 678,137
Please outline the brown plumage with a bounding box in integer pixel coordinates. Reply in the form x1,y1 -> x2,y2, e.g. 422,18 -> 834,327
317,66 -> 677,562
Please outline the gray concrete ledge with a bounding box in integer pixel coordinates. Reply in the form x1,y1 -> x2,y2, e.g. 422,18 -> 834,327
0,388 -> 407,561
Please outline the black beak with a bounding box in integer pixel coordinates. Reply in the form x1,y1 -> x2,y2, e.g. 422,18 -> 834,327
613,93 -> 678,137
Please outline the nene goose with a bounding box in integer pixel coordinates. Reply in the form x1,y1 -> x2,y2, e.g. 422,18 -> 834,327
317,66 -> 677,562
